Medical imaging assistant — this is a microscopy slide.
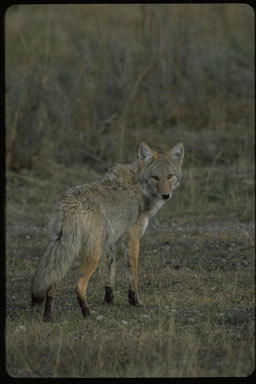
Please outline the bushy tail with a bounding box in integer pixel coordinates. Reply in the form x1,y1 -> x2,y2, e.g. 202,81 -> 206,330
31,215 -> 82,305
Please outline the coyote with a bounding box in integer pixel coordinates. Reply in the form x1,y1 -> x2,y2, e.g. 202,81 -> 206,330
31,142 -> 184,321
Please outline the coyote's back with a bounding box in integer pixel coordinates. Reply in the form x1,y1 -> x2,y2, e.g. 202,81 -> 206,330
31,141 -> 184,321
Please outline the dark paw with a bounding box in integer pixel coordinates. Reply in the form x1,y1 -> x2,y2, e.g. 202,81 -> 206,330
103,286 -> 114,305
31,294 -> 44,307
128,289 -> 144,307
43,308 -> 52,322
76,289 -> 90,318
81,306 -> 90,318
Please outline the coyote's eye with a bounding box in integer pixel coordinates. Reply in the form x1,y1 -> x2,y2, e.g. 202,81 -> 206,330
151,175 -> 159,181
167,173 -> 174,180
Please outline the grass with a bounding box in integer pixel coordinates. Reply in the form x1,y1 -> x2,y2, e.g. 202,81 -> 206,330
5,3 -> 255,378
6,208 -> 255,377
5,133 -> 255,378
5,161 -> 255,377
5,4 -> 254,167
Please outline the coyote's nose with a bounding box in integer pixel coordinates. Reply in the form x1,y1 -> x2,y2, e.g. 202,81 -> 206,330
162,194 -> 170,200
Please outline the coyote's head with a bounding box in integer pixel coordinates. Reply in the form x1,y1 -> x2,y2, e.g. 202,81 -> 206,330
138,142 -> 184,201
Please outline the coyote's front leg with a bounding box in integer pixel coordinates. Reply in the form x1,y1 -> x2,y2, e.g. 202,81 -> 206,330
127,218 -> 147,307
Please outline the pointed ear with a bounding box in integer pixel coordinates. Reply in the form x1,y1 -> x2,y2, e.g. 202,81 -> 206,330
167,142 -> 184,168
138,142 -> 157,166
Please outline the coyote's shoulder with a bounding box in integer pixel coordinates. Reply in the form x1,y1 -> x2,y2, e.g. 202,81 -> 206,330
61,160 -> 141,205
102,161 -> 139,186
31,142 -> 184,321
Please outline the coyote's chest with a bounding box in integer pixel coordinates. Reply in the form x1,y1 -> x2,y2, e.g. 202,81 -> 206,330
145,198 -> 166,218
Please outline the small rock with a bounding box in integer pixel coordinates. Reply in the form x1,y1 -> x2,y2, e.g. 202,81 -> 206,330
15,325 -> 26,333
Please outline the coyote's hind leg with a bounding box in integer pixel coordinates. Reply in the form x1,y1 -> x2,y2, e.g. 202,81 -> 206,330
102,246 -> 116,305
76,242 -> 102,318
43,285 -> 56,322
127,218 -> 147,307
